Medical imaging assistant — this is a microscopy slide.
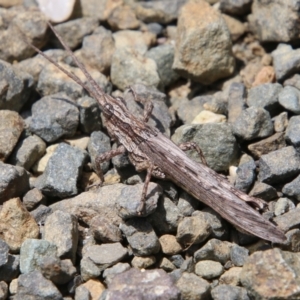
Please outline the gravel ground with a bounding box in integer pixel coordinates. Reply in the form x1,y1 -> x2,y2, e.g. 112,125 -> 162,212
1,0 -> 300,299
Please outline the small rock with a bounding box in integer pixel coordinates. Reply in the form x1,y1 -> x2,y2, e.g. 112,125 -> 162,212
30,204 -> 53,225
273,112 -> 289,133
177,191 -> 200,217
230,245 -> 249,267
211,285 -> 250,300
278,85 -> 300,114
104,268 -> 180,300
192,110 -> 226,124
37,0 -> 76,23
120,218 -> 160,256
0,240 -> 9,268
234,159 -> 256,193
249,182 -> 278,201
111,47 -> 159,91
272,44 -> 300,81
9,135 -> 46,171
176,272 -> 210,300
74,285 -> 90,300
219,267 -> 242,286
131,256 -> 156,269
247,132 -> 286,159
274,197 -> 293,216
34,143 -> 88,198
169,255 -> 184,269
159,235 -> 183,255
222,14 -> 246,42
286,116 -> 300,147
84,243 -> 128,272
0,198 -> 39,252
195,260 -> 224,280
219,0 -> 252,15
252,66 -> 276,87
80,257 -> 101,282
0,110 -> 24,162
176,215 -> 211,247
284,73 -> 300,90
274,207 -> 300,232
43,210 -> 78,263
172,123 -> 239,172
0,254 -> 20,282
173,0 -> 235,84
23,188 -> 46,211
258,146 -> 300,184
102,262 -> 131,285
20,239 -> 57,274
0,163 -> 29,204
241,248 -> 300,299
249,0 -> 300,42
9,278 -> 18,295
159,257 -> 176,272
15,270 -> 63,300
232,107 -> 273,141
283,175 -> 300,201
81,279 -> 106,300
194,239 -> 232,264
108,4 -> 139,30
0,281 -> 8,300
227,82 -> 246,124
247,83 -> 282,116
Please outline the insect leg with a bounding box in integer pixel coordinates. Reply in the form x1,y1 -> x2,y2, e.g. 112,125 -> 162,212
179,142 -> 207,165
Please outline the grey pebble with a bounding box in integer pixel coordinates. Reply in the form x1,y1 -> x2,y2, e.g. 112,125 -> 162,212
146,44 -> 180,89
159,257 -> 176,272
9,134 -> 46,171
20,239 -> 57,274
278,85 -> 300,114
194,239 -> 232,265
102,262 -> 131,285
53,17 -> 99,50
234,159 -> 256,193
30,204 -> 53,225
227,82 -> 246,124
116,182 -> 161,219
34,143 -> 88,198
0,162 -> 29,204
272,44 -> 300,81
176,214 -> 211,247
195,260 -> 224,280
23,188 -> 46,211
232,107 -> 273,141
146,195 -> 180,235
29,95 -> 79,143
80,257 -> 101,282
43,210 -> 78,264
258,146 -> 300,184
283,175 -> 300,201
177,191 -> 200,217
146,23 -> 164,35
120,218 -> 160,256
274,207 -> 300,232
211,285 -> 250,300
180,257 -> 194,273
274,198 -> 294,216
230,245 -> 249,267
88,131 -> 111,175
175,272 -> 210,300
169,255 -> 184,269
219,0 -> 252,15
249,182 -> 278,201
74,285 -> 90,300
0,240 -> 9,268
285,116 -> 300,147
77,96 -> 102,134
247,83 -> 282,116
15,270 -> 63,300
172,123 -> 239,172
273,112 -> 288,132
0,60 -> 33,112
103,268 -> 180,300
0,254 -> 20,282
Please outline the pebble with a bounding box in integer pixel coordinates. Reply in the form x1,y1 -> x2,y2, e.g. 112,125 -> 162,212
159,257 -> 176,272
34,143 -> 88,198
247,83 -> 282,116
80,279 -> 105,300
175,272 -> 210,300
249,182 -> 278,201
232,107 -> 273,141
102,262 -> 131,285
195,260 -> 224,280
274,112 -> 289,132
0,198 -> 39,252
104,268 -> 180,300
172,123 -> 239,172
234,159 -> 256,193
0,240 -> 9,268
219,267 -> 242,286
29,95 -> 79,143
173,0 -> 235,84
222,14 -> 246,42
120,218 -> 160,256
278,85 -> 300,114
131,256 -> 156,269
274,207 -> 300,232
43,210 -> 78,263
272,44 -> 300,81
258,146 -> 300,184
0,282 -> 8,300
194,239 -> 232,265
0,163 -> 29,204
247,132 -> 286,159
252,66 -> 276,87
177,191 -> 200,217
0,110 -> 24,162
230,245 -> 249,267
176,215 -> 211,247
286,116 -> 300,147
241,248 -> 300,299
191,110 -> 226,124
219,0 -> 252,16
159,234 -> 183,255
211,285 -> 250,300
283,175 -> 300,201
274,197 -> 294,216
284,73 -> 300,90
111,47 -> 159,91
